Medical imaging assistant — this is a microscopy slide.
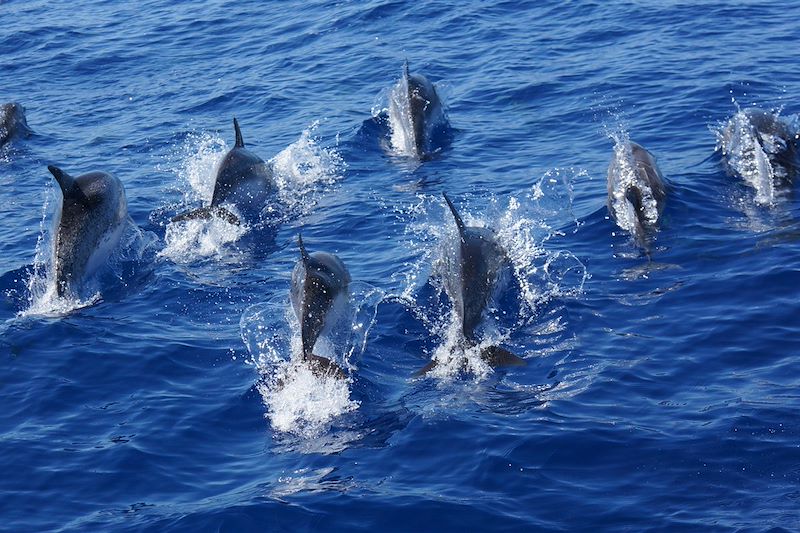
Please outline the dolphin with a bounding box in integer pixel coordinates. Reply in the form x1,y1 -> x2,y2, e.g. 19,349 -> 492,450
607,140 -> 667,249
289,235 -> 351,379
719,107 -> 798,187
48,165 -> 128,297
390,61 -> 447,159
172,117 -> 274,225
417,194 -> 527,375
0,102 -> 31,146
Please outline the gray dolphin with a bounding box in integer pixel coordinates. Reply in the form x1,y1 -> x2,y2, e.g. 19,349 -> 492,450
48,165 -> 128,297
607,141 -> 667,249
418,194 -> 527,375
720,107 -> 798,185
172,117 -> 274,225
392,61 -> 446,158
290,235 -> 351,379
0,102 -> 31,146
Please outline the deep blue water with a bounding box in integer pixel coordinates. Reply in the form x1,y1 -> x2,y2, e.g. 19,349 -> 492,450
2,1 -> 800,531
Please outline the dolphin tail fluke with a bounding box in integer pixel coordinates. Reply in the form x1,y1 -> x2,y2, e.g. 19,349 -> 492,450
442,192 -> 466,241
305,354 -> 347,380
233,117 -> 244,148
171,205 -> 241,225
481,345 -> 527,367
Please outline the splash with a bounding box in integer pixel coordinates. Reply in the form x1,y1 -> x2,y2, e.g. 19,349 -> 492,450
159,124 -> 345,263
270,121 -> 346,219
387,72 -> 416,156
159,216 -> 248,264
716,110 -> 775,205
241,283 -> 381,436
397,186 -> 587,381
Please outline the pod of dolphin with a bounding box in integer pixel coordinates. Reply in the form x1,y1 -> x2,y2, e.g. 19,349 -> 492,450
2,64 -> 798,381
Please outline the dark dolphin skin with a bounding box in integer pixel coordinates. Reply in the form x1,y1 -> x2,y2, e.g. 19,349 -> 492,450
290,235 -> 351,379
0,102 -> 31,146
417,194 -> 527,375
48,165 -> 128,297
607,141 -> 667,248
402,61 -> 445,158
721,107 -> 798,183
172,118 -> 274,225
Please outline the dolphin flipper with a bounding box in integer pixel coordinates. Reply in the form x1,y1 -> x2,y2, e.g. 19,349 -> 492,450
171,205 -> 241,225
413,359 -> 438,377
482,345 -> 527,367
306,354 -> 347,380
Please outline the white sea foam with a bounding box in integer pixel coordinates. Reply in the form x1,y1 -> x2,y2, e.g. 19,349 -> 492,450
241,283 -> 381,436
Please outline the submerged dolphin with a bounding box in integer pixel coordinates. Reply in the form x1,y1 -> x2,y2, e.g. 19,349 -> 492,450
418,194 -> 527,375
290,235 -> 351,379
48,165 -> 128,297
607,140 -> 667,249
390,61 -> 447,159
172,117 -> 274,225
0,102 -> 31,146
719,107 -> 798,191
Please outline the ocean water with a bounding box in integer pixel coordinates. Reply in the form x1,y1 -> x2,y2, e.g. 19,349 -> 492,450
2,1 -> 800,531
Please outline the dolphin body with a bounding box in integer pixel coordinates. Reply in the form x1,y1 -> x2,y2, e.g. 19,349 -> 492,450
390,61 -> 447,159
0,102 -> 31,146
607,141 -> 667,249
719,107 -> 798,186
418,194 -> 527,375
172,118 -> 275,225
290,236 -> 351,379
48,165 -> 128,298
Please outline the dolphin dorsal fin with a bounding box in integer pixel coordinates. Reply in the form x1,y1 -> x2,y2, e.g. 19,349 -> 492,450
443,193 -> 466,243
298,234 -> 310,267
233,117 -> 244,148
48,165 -> 81,198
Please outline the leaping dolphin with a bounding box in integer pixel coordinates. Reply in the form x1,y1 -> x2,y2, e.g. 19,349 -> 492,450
417,194 -> 527,375
0,102 -> 31,147
172,117 -> 275,225
389,61 -> 447,159
607,140 -> 667,250
289,235 -> 350,379
48,165 -> 128,297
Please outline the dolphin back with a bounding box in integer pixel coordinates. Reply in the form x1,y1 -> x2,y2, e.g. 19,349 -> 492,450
607,140 -> 666,249
48,166 -> 128,297
0,102 -> 31,145
442,193 -> 507,339
290,236 -> 351,379
209,118 -> 274,213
